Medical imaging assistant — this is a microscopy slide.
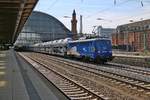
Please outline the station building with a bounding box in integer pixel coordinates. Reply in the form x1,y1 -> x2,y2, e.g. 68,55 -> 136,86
96,26 -> 115,39
112,19 -> 150,52
14,11 -> 71,46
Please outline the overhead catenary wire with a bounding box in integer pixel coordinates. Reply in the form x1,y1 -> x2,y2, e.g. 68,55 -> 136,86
85,0 -> 148,19
114,10 -> 150,22
86,0 -> 131,18
47,0 -> 59,10
141,0 -> 144,7
104,0 -> 150,23
114,0 -> 117,5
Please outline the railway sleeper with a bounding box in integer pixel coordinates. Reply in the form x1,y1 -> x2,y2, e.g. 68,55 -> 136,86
70,95 -> 93,100
143,84 -> 150,87
130,87 -> 137,90
145,87 -> 150,89
62,88 -> 81,92
65,90 -> 84,94
129,81 -> 139,84
60,86 -> 79,90
120,83 -> 126,86
136,82 -> 145,86
115,81 -> 121,84
145,92 -> 150,95
58,81 -> 70,84
139,85 -> 150,89
67,92 -> 88,97
58,84 -> 75,87
137,89 -> 144,92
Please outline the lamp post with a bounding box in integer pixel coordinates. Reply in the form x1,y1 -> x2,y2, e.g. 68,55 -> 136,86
129,18 -> 143,23
97,18 -> 112,22
96,18 -> 112,37
63,16 -> 71,18
143,31 -> 147,51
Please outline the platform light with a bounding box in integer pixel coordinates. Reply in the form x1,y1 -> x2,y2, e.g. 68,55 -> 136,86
63,16 -> 71,18
97,18 -> 103,20
97,18 -> 112,22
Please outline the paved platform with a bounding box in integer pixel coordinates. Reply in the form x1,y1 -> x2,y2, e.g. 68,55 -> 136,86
113,53 -> 150,58
0,49 -> 69,100
113,51 -> 150,58
113,52 -> 150,59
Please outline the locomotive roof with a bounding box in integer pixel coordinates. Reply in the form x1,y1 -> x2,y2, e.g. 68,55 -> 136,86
69,38 -> 110,43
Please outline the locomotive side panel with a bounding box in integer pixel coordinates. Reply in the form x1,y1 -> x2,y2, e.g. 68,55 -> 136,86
67,41 -> 95,59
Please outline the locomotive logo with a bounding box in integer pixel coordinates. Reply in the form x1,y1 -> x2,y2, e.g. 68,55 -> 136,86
67,46 -> 80,56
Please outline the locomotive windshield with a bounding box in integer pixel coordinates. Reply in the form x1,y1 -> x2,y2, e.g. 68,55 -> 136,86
96,40 -> 112,51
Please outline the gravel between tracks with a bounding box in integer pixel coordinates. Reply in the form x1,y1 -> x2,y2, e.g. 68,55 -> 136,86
38,53 -> 150,83
23,52 -> 150,100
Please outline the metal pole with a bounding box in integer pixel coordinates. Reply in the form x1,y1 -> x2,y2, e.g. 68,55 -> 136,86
144,31 -> 147,50
79,15 -> 83,34
126,31 -> 129,51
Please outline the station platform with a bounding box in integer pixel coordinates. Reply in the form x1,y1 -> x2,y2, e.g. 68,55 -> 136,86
113,51 -> 150,58
0,49 -> 69,100
113,53 -> 150,59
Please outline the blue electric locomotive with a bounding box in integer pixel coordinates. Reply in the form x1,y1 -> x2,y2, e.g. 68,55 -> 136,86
27,37 -> 113,63
67,38 -> 112,62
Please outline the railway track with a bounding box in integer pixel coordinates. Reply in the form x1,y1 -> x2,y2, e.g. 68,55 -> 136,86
37,53 -> 150,80
29,53 -> 150,93
19,53 -> 107,100
34,52 -> 150,77
106,62 -> 150,76
21,52 -> 150,99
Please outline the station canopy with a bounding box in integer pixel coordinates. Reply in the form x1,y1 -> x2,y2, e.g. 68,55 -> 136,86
0,0 -> 38,44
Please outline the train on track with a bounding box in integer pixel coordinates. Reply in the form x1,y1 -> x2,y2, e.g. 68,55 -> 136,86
24,37 -> 113,63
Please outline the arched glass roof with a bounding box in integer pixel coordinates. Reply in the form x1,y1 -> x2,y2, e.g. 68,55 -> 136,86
15,11 -> 72,46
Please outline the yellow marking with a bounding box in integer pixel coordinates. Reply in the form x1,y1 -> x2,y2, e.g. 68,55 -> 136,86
0,81 -> 6,87
0,71 -> 5,75
0,67 -> 5,70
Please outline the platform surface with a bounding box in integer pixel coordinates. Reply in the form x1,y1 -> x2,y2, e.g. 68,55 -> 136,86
113,51 -> 150,58
0,49 -> 69,100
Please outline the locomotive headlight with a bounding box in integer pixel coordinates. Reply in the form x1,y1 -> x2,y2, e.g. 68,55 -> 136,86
98,51 -> 101,53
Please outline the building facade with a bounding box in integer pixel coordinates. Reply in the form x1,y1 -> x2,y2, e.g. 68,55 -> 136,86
112,19 -> 150,52
15,11 -> 71,46
95,26 -> 115,39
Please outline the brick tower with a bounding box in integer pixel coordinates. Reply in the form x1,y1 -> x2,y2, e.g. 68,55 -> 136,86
71,9 -> 77,40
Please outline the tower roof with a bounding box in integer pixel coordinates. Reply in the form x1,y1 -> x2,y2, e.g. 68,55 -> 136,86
73,9 -> 76,15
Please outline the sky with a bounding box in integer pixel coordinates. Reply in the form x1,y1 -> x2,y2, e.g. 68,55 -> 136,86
34,0 -> 150,33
